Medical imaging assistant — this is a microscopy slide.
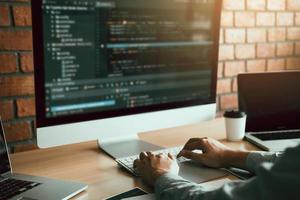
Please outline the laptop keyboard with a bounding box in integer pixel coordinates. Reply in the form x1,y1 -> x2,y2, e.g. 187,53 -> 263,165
251,130 -> 300,141
0,178 -> 40,200
116,146 -> 189,176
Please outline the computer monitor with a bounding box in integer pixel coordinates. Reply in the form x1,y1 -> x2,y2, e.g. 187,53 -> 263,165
32,0 -> 221,156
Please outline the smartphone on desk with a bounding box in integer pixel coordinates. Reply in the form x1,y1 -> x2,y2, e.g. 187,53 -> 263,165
105,187 -> 148,200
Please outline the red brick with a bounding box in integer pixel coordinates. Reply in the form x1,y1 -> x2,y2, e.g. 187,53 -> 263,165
257,12 -> 275,26
286,57 -> 300,70
0,54 -> 17,73
20,53 -> 34,72
0,30 -> 32,51
287,28 -> 300,40
235,44 -> 255,59
0,76 -> 34,97
0,6 -> 10,26
17,98 -> 36,117
268,28 -> 286,42
295,42 -> 300,55
221,11 -> 234,27
232,78 -> 237,92
247,59 -> 266,72
235,12 -> 255,27
217,79 -> 231,94
277,43 -> 294,56
13,143 -> 38,153
296,13 -> 300,25
277,12 -> 294,26
267,0 -> 285,11
288,0 -> 300,11
223,0 -> 245,10
219,29 -> 224,44
267,58 -> 286,71
13,6 -> 32,26
3,121 -> 32,142
219,45 -> 234,61
225,28 -> 245,43
218,62 -> 224,78
257,43 -> 275,58
247,0 -> 265,10
0,100 -> 14,121
247,28 -> 266,43
224,61 -> 245,77
220,94 -> 238,110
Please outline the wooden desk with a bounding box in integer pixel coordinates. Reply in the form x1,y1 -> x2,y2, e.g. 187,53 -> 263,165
10,118 -> 258,200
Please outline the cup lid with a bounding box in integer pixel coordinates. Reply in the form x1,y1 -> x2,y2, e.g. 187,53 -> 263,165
224,110 -> 246,118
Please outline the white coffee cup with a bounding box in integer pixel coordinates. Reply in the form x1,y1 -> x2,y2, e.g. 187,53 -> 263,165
224,111 -> 247,141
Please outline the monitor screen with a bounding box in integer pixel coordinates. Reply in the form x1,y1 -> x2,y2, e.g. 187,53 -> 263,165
32,0 -> 220,127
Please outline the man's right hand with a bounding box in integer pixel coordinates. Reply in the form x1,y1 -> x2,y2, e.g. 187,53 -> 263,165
177,137 -> 250,169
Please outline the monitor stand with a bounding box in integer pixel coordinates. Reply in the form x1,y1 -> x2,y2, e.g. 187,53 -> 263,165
98,136 -> 163,159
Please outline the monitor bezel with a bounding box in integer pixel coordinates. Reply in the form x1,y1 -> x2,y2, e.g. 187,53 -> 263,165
32,0 -> 221,128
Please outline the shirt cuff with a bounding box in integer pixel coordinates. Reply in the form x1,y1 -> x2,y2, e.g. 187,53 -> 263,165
246,151 -> 282,173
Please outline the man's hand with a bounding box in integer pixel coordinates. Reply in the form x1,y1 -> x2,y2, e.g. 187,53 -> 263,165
134,152 -> 179,187
177,137 -> 250,169
134,138 -> 250,186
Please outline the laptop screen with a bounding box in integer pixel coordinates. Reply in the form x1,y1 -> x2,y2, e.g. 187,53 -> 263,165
238,71 -> 300,132
0,120 -> 10,174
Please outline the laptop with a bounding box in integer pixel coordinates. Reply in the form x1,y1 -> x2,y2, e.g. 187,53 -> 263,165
238,71 -> 300,152
0,118 -> 87,200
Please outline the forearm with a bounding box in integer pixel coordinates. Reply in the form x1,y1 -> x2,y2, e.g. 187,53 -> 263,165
155,173 -> 212,200
155,146 -> 299,200
223,150 -> 282,173
155,172 -> 257,200
223,150 -> 250,170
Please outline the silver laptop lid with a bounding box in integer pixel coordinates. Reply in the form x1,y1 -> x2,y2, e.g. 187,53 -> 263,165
0,118 -> 12,176
238,71 -> 300,133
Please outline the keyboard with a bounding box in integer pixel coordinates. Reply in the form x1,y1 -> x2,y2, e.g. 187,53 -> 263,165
0,178 -> 40,200
116,146 -> 189,176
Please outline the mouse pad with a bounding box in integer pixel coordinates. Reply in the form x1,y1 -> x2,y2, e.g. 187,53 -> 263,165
178,161 -> 228,183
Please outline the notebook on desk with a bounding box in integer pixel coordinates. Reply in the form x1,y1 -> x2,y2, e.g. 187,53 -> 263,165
238,72 -> 300,152
0,118 -> 87,200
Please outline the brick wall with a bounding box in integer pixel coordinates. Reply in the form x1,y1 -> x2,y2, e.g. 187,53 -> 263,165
0,0 -> 300,152
218,0 -> 300,111
0,0 -> 36,153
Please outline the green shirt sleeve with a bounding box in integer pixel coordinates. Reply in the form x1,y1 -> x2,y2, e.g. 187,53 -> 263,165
155,145 -> 300,200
